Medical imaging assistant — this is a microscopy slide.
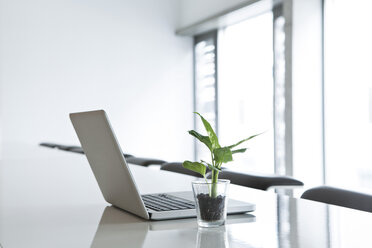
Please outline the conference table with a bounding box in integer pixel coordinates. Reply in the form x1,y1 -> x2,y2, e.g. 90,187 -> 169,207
1,145 -> 372,247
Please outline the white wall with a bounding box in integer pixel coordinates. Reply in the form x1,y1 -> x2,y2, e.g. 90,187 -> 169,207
0,0 -> 194,161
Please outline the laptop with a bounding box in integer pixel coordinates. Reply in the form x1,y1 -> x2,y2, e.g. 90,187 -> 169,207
70,110 -> 255,220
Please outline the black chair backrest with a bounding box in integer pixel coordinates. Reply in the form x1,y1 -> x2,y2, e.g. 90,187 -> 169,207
40,142 -> 134,158
208,170 -> 304,190
160,162 -> 205,178
125,157 -> 166,167
301,186 -> 372,213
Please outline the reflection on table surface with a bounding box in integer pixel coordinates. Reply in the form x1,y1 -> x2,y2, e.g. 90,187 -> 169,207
91,206 -> 255,248
89,196 -> 372,248
1,146 -> 372,247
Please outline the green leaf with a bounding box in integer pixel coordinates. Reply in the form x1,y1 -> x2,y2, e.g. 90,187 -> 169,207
209,165 -> 222,172
213,147 -> 233,164
200,160 -> 212,168
232,148 -> 247,154
227,133 -> 263,149
201,160 -> 221,172
194,112 -> 220,150
182,161 -> 206,177
188,130 -> 212,151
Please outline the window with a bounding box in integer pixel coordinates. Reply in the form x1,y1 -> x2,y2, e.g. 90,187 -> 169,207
193,9 -> 278,173
218,12 -> 274,173
193,31 -> 218,162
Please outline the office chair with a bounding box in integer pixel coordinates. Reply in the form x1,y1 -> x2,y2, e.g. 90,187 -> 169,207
207,170 -> 304,191
160,162 -> 206,178
39,142 -> 59,149
40,142 -> 81,153
39,142 -> 134,158
125,157 -> 167,167
301,186 -> 372,213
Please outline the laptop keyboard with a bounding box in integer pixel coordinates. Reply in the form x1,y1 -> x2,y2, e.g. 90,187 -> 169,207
141,194 -> 195,212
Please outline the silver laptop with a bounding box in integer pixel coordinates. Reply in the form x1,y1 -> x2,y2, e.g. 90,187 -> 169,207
70,110 -> 255,220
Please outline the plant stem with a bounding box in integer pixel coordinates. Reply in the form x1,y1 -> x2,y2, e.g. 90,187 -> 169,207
203,175 -> 211,196
211,169 -> 219,198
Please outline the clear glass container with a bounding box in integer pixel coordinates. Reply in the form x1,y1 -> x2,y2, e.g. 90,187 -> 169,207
192,179 -> 230,227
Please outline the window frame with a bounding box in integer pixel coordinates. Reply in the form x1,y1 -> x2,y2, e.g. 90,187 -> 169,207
193,30 -> 219,161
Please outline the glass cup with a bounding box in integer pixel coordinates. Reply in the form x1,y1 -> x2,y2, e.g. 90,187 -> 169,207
192,179 -> 230,227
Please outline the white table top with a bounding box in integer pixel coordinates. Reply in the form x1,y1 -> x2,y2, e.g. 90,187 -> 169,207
1,145 -> 372,247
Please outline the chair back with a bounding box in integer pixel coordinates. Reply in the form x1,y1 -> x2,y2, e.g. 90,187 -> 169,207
160,162 -> 204,178
301,186 -> 372,213
209,170 -> 304,190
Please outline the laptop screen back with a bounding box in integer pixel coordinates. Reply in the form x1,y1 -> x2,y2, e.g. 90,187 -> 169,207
70,110 -> 149,219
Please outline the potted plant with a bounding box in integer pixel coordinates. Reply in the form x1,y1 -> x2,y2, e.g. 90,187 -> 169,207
183,112 -> 260,227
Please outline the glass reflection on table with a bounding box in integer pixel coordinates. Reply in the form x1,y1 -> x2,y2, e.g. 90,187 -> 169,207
197,226 -> 228,248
